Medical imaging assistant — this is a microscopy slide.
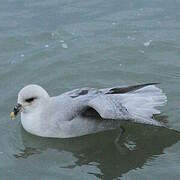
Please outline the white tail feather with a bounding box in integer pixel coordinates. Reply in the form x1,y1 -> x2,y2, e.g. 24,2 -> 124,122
121,85 -> 167,126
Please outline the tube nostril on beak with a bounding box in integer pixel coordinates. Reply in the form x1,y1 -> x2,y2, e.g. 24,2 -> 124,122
13,103 -> 22,115
10,103 -> 22,120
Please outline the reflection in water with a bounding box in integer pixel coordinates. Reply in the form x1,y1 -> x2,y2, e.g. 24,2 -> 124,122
16,123 -> 180,179
14,147 -> 41,159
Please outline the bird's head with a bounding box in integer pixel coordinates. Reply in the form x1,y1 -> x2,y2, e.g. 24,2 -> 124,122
10,84 -> 49,120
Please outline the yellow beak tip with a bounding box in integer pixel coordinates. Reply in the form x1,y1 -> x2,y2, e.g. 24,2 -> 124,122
10,112 -> 15,120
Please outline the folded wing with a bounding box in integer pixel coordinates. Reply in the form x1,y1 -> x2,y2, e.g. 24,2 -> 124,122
64,83 -> 167,127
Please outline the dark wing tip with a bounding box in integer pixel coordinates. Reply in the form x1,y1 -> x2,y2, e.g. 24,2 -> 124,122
106,82 -> 160,94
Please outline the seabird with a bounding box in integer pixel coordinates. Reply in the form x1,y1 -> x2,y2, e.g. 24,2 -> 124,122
10,83 -> 167,138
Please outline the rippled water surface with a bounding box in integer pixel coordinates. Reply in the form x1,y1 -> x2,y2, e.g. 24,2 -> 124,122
1,0 -> 180,179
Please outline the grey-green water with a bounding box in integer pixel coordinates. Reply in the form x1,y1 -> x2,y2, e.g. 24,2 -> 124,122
1,0 -> 180,179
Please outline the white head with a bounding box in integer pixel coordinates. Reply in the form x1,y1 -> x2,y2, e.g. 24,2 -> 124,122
10,84 -> 50,118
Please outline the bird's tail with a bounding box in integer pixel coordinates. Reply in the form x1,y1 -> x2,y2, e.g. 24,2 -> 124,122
120,85 -> 167,126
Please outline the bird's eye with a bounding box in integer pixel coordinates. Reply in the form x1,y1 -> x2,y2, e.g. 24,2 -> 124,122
25,97 -> 37,103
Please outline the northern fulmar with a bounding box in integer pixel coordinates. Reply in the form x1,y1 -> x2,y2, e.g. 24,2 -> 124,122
10,83 -> 167,138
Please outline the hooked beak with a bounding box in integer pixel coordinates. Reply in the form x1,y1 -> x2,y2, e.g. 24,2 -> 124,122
10,103 -> 22,120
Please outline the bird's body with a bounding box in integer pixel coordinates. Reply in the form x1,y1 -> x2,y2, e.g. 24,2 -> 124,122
11,83 -> 167,138
20,89 -> 122,138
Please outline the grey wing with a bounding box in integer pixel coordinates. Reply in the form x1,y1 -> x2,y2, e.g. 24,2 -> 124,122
62,87 -> 130,119
61,88 -> 128,120
62,83 -> 165,127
